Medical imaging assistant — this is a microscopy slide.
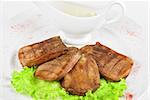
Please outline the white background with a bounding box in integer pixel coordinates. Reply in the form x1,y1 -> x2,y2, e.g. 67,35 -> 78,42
0,1 -> 149,100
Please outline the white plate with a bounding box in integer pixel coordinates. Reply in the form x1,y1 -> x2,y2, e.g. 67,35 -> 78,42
0,3 -> 148,100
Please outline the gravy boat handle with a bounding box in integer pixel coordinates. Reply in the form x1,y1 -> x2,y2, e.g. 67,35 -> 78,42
104,1 -> 126,24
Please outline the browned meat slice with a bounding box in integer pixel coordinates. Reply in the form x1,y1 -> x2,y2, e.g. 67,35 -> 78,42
18,36 -> 67,67
61,54 -> 100,96
35,47 -> 81,81
80,42 -> 133,81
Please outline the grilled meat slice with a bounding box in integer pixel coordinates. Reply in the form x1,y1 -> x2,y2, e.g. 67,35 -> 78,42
61,54 -> 100,96
18,36 -> 67,67
35,47 -> 81,81
80,42 -> 133,81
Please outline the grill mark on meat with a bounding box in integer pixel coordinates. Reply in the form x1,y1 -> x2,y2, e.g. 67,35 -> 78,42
56,52 -> 81,80
92,46 -> 111,67
109,57 -> 126,74
118,58 -> 133,76
93,46 -> 108,53
24,38 -> 61,58
35,47 -> 81,81
98,52 -> 115,67
111,56 -> 124,68
19,35 -> 133,84
101,56 -> 125,81
108,59 -> 125,79
32,43 -> 43,57
80,42 -> 133,81
43,40 -> 60,52
92,50 -> 104,58
87,57 -> 99,86
95,42 -> 131,59
106,57 -> 133,81
35,50 -> 66,64
93,52 -> 108,67
103,52 -> 116,66
104,55 -> 123,72
18,36 -> 67,67
99,55 -> 121,76
61,54 -> 100,96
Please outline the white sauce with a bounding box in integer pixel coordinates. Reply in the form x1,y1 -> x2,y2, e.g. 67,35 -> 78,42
51,2 -> 97,17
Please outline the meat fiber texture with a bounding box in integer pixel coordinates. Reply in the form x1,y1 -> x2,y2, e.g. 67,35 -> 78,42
61,54 -> 100,96
18,36 -> 67,67
18,36 -> 133,96
80,42 -> 133,81
35,47 -> 81,81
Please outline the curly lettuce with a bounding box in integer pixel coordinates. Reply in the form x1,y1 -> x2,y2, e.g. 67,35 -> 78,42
11,67 -> 127,100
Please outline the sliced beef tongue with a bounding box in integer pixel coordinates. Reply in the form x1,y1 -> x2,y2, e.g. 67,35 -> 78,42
35,47 -> 81,81
18,36 -> 67,67
61,54 -> 100,96
80,42 -> 133,81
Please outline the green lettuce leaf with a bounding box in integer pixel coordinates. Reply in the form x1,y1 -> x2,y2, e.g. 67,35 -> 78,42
11,67 -> 127,100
